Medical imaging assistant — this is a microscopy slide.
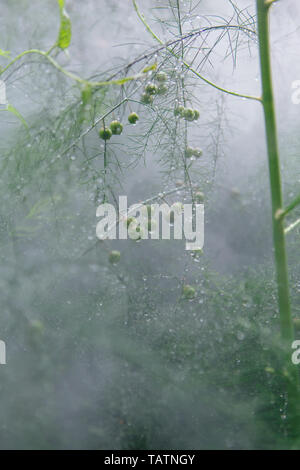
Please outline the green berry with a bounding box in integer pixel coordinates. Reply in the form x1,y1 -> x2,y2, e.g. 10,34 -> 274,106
174,105 -> 185,117
141,93 -> 154,105
155,71 -> 168,82
135,227 -> 143,241
157,84 -> 167,95
110,120 -> 123,135
195,191 -> 204,203
128,224 -> 143,241
128,112 -> 139,124
183,108 -> 195,121
185,147 -> 202,158
157,84 -> 168,95
125,217 -> 137,228
193,148 -> 203,158
183,285 -> 196,299
191,248 -> 203,258
145,83 -> 158,95
109,250 -> 121,264
185,147 -> 195,158
193,109 -> 200,120
99,127 -> 112,140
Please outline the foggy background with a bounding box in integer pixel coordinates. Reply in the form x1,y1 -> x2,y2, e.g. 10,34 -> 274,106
0,0 -> 300,449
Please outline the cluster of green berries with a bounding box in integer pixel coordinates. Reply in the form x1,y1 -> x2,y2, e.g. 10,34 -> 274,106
141,88 -> 155,105
99,120 -> 123,141
156,71 -> 168,82
99,113 -> 140,140
141,71 -> 168,104
124,217 -> 143,241
124,208 -> 157,241
141,83 -> 159,105
155,72 -> 168,95
185,147 -> 203,159
174,106 -> 200,121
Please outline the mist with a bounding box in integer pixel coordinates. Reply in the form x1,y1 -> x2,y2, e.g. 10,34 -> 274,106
0,0 -> 300,450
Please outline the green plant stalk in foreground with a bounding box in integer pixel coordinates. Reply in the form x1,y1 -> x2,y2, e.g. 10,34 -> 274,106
256,0 -> 300,433
257,0 -> 294,342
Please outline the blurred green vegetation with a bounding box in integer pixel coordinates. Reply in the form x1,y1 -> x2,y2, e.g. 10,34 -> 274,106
0,0 -> 299,450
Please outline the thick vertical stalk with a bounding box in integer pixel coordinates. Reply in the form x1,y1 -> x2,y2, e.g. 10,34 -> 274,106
257,0 -> 293,342
256,0 -> 299,434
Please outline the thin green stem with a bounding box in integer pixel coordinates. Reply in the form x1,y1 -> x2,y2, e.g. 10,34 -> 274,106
285,217 -> 300,235
280,193 -> 300,219
0,48 -> 152,88
103,137 -> 108,203
175,0 -> 193,201
132,0 -> 261,102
